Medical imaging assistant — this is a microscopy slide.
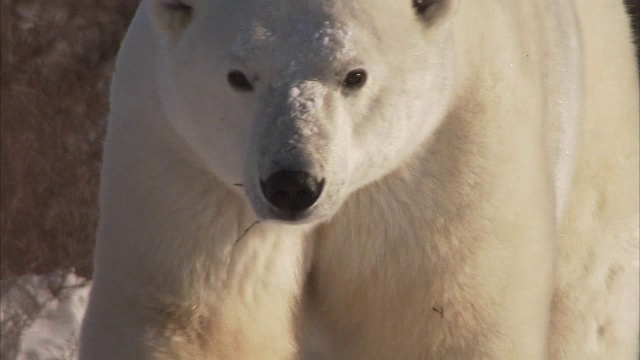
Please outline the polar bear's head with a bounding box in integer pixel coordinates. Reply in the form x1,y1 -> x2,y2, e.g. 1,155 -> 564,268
149,0 -> 459,223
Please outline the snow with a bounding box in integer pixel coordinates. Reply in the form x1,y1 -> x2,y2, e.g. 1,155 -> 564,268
1,272 -> 91,360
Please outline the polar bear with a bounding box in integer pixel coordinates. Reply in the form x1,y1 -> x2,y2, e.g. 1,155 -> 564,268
80,0 -> 639,359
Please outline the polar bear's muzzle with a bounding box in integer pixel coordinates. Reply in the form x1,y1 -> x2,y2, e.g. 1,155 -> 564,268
259,169 -> 325,221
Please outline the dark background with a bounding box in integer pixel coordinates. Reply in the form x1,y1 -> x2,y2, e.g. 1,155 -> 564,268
1,0 -> 638,280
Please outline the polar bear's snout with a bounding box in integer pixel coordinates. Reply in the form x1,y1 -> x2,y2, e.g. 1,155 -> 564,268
260,170 -> 325,215
247,154 -> 333,222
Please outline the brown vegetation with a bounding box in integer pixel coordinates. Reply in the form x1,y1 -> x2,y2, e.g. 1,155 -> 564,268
1,0 -> 138,279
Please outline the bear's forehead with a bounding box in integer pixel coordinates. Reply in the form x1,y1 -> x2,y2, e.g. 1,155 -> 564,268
230,15 -> 356,64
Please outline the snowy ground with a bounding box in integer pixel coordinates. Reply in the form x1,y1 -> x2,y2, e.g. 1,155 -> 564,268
1,272 -> 91,360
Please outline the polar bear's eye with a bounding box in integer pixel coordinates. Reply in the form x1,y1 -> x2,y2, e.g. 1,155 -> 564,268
412,0 -> 435,14
412,0 -> 453,22
227,70 -> 254,92
342,69 -> 368,89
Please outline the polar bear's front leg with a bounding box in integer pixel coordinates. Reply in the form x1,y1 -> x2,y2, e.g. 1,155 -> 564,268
83,219 -> 310,360
139,222 -> 311,360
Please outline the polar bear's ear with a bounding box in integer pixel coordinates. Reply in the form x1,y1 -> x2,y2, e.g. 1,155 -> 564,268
150,0 -> 194,38
412,0 -> 459,25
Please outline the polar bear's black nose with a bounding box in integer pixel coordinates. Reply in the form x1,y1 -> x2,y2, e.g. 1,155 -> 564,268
260,171 -> 324,213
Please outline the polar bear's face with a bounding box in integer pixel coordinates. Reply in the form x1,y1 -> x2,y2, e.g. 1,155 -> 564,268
150,0 -> 458,223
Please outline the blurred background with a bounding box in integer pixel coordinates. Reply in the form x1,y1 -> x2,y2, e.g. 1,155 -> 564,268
1,2 -> 139,357
1,0 -> 139,280
1,0 -> 638,284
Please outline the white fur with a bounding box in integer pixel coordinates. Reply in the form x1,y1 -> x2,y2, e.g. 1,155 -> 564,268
80,0 -> 639,358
